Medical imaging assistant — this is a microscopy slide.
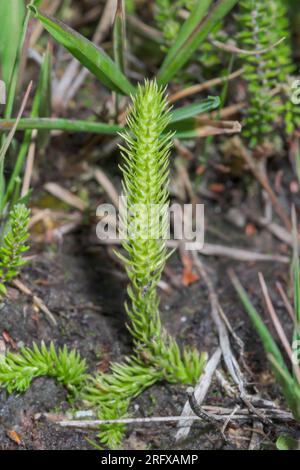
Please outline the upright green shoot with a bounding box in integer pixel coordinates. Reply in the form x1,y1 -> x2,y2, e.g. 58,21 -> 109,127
83,81 -> 206,449
119,80 -> 205,383
0,204 -> 30,296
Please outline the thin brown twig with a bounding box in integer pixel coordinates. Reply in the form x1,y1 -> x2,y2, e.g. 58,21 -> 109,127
211,37 -> 285,56
239,143 -> 291,231
94,168 -> 120,208
97,237 -> 289,263
12,279 -> 57,326
21,129 -> 37,197
48,405 -> 295,429
192,254 -> 245,389
175,348 -> 222,442
168,68 -> 244,104
258,272 -> 300,385
276,282 -> 297,324
193,256 -> 274,426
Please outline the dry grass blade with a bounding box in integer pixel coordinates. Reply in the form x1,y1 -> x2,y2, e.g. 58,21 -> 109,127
196,119 -> 242,137
21,129 -> 37,198
53,0 -> 116,108
44,182 -> 87,211
168,68 -> 244,104
258,272 -> 300,385
258,273 -> 293,361
276,282 -> 297,324
0,81 -> 33,169
94,168 -> 119,208
0,81 -> 33,207
239,142 -> 291,231
0,80 -> 6,105
211,37 -> 286,56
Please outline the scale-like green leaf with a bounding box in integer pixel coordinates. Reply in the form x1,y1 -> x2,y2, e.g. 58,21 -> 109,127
29,6 -> 135,96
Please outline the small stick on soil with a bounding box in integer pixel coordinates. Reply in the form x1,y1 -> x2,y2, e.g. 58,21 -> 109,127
98,237 -> 289,263
215,370 -> 237,398
248,421 -> 264,450
221,405 -> 240,436
246,213 -> 293,246
218,304 -> 245,351
187,386 -> 231,441
192,255 -> 274,426
197,244 -> 289,263
187,387 -> 225,427
12,278 -> 57,326
192,253 -> 245,389
50,406 -> 296,430
175,348 -> 222,442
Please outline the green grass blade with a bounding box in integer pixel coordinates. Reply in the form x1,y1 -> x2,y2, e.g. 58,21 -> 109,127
170,96 -> 220,123
0,0 -> 25,88
35,44 -> 52,149
293,254 -> 300,339
231,271 -> 300,420
159,0 -> 213,69
268,355 -> 300,422
296,141 -> 300,185
231,272 -> 288,370
0,118 -> 122,135
0,116 -> 222,141
0,96 -> 222,141
292,208 -> 300,344
157,0 -> 239,85
29,6 -> 135,96
3,5 -> 31,121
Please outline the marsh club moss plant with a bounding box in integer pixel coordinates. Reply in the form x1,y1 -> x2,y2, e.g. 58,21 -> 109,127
83,80 -> 206,449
